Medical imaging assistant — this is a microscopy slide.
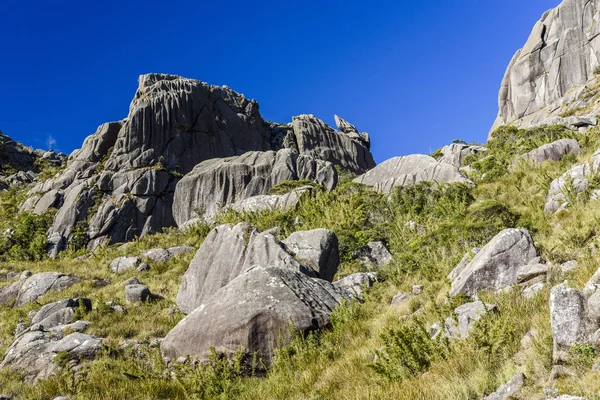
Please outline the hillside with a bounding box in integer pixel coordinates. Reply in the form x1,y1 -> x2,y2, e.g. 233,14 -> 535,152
3,1 -> 600,400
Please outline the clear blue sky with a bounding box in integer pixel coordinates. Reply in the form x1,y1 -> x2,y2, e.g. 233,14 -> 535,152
0,0 -> 560,164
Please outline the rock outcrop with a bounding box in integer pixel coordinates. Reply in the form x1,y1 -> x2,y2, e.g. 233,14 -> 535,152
281,229 -> 340,282
444,301 -> 497,340
515,138 -> 581,165
545,149 -> 600,213
352,241 -> 393,269
19,74 -> 372,255
172,149 -> 336,225
438,143 -> 487,167
1,330 -> 101,382
229,186 -> 312,214
333,272 -> 378,299
483,372 -> 525,400
176,223 -> 336,313
291,114 -> 375,174
491,0 -> 600,134
353,154 -> 470,194
0,272 -> 80,307
449,229 -> 538,297
162,265 -> 348,367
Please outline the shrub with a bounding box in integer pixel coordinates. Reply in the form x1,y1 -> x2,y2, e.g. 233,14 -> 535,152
372,320 -> 446,380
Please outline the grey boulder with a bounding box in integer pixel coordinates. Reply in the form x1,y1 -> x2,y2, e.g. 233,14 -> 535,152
172,149 -> 337,225
109,256 -> 141,273
445,301 -> 496,340
483,372 -> 525,400
229,186 -> 312,214
438,143 -> 487,167
515,139 -> 581,165
333,272 -> 377,298
5,272 -> 80,307
353,154 -> 470,194
0,331 -> 102,381
449,229 -> 538,297
545,150 -> 600,213
282,229 -> 340,282
125,284 -> 151,303
352,241 -> 393,269
142,246 -> 195,263
176,223 -> 318,313
162,266 -> 349,367
30,298 -> 91,331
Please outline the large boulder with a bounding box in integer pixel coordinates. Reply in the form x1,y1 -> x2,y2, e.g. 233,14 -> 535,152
229,186 -> 312,214
176,223 -> 324,313
333,272 -> 378,298
449,229 -> 538,297
282,229 -> 340,282
0,272 -> 80,307
0,331 -> 102,382
291,114 -> 375,174
515,139 -> 581,165
30,298 -> 91,330
172,149 -> 336,225
142,245 -> 195,263
550,284 -> 589,363
438,143 -> 487,167
352,154 -> 470,194
490,0 -> 600,134
162,266 -> 348,367
352,241 -> 393,269
545,149 -> 600,213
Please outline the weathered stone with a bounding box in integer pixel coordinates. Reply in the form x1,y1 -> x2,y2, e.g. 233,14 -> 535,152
172,149 -> 336,225
14,273 -> 79,307
546,150 -> 600,213
125,284 -> 151,303
0,281 -> 23,306
483,372 -> 525,400
560,260 -> 579,273
516,263 -> 548,283
412,285 -> 423,295
438,143 -> 487,167
136,263 -> 150,272
450,229 -> 537,297
515,139 -> 581,165
291,114 -> 374,174
448,248 -> 480,281
230,186 -> 312,214
31,298 -> 91,330
0,331 -> 102,381
444,301 -> 496,340
121,277 -> 141,287
391,292 -> 412,306
143,245 -> 195,263
176,223 -> 316,313
550,284 -> 587,361
352,241 -> 393,269
522,282 -> 545,299
162,266 -> 349,368
109,256 -> 140,273
333,272 -> 377,298
490,0 -> 600,134
282,229 -> 340,282
353,154 -> 470,194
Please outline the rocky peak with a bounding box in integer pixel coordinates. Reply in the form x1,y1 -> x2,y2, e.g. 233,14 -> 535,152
19,74 -> 375,255
491,0 -> 600,136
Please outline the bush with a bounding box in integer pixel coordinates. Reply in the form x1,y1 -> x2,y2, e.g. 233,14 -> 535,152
0,211 -> 54,261
372,320 -> 446,380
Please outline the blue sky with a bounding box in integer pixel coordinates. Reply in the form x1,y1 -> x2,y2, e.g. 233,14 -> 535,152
0,0 -> 560,163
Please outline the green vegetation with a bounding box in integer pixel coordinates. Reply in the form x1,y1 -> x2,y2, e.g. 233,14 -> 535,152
5,124 -> 600,398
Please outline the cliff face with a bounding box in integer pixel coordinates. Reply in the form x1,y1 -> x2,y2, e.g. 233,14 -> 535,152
491,0 -> 600,137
